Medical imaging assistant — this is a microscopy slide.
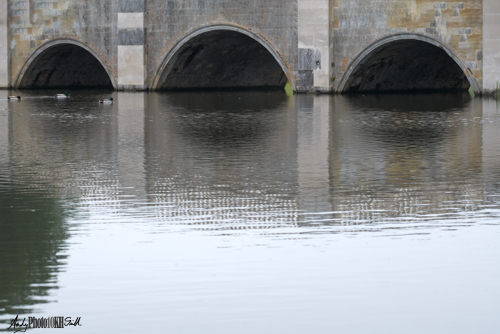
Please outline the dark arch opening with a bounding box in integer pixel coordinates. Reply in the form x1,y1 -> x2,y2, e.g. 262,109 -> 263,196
344,40 -> 470,93
19,44 -> 113,89
157,30 -> 287,90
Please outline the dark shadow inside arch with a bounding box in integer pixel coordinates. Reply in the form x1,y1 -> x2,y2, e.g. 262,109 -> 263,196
344,40 -> 470,93
19,44 -> 113,89
158,30 -> 287,91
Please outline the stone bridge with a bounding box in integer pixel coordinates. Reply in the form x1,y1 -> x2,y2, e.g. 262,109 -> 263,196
0,0 -> 498,94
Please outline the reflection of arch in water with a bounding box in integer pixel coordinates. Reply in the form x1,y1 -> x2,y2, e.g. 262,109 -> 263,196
327,95 -> 484,225
338,34 -> 480,94
152,25 -> 295,91
143,91 -> 299,229
145,91 -> 291,153
342,92 -> 472,113
15,39 -> 116,89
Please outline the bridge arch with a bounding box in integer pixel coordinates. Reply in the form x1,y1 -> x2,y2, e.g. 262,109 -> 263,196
15,39 -> 116,89
338,33 -> 480,94
152,24 -> 295,91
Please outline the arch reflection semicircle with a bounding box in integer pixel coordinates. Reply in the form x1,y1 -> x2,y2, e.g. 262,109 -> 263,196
151,24 -> 296,91
337,33 -> 480,94
15,39 -> 117,89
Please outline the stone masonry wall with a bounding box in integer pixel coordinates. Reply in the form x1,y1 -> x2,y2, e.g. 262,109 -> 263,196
331,0 -> 483,92
4,0 -> 491,93
7,0 -> 298,89
145,0 -> 298,88
8,0 -> 117,86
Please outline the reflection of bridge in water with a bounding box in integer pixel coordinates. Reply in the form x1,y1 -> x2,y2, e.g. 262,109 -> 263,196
1,91 -> 497,229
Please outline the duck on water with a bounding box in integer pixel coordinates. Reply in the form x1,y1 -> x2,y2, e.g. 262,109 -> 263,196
8,96 -> 21,100
99,98 -> 113,104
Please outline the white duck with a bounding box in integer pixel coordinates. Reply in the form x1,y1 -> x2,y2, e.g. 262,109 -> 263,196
56,93 -> 70,98
99,97 -> 114,104
8,96 -> 21,100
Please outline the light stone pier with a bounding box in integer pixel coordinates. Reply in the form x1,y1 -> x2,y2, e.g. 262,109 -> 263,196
0,0 -> 499,95
483,0 -> 500,95
117,0 -> 147,91
0,0 -> 8,88
297,0 -> 331,92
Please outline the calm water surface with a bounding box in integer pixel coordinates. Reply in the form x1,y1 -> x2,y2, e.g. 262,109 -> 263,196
1,91 -> 499,333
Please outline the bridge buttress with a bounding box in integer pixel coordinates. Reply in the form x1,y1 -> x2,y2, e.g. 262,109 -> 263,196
483,0 -> 500,95
297,0 -> 332,93
0,0 -> 8,88
117,0 -> 146,91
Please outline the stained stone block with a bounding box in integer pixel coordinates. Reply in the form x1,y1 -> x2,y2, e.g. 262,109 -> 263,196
118,28 -> 145,46
298,70 -> 314,90
299,48 -> 321,71
118,0 -> 144,13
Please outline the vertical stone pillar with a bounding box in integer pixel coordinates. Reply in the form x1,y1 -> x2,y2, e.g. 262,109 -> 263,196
117,0 -> 146,90
483,0 -> 500,95
0,0 -> 9,88
297,0 -> 331,93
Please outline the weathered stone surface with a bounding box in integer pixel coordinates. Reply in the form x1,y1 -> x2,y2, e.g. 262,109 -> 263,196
298,0 -> 330,92
117,0 -> 144,13
9,0 -> 118,88
118,45 -> 145,88
331,0 -> 483,93
8,0 -> 297,91
117,3 -> 146,90
118,13 -> 144,29
146,0 -> 298,89
298,48 -> 321,71
117,28 -> 145,46
3,0 -> 498,94
297,70 -> 314,90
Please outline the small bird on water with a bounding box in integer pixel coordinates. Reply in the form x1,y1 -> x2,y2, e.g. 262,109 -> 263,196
56,93 -> 70,98
99,97 -> 113,104
8,96 -> 21,100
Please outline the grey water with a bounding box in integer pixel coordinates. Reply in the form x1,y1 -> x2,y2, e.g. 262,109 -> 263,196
1,90 -> 499,333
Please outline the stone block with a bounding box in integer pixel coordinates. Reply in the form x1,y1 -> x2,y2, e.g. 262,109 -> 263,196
118,28 -> 145,46
118,13 -> 144,29
483,14 -> 500,41
118,0 -> 144,13
299,48 -> 321,70
298,70 -> 314,91
118,45 -> 145,87
484,0 -> 500,13
483,0 -> 500,93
